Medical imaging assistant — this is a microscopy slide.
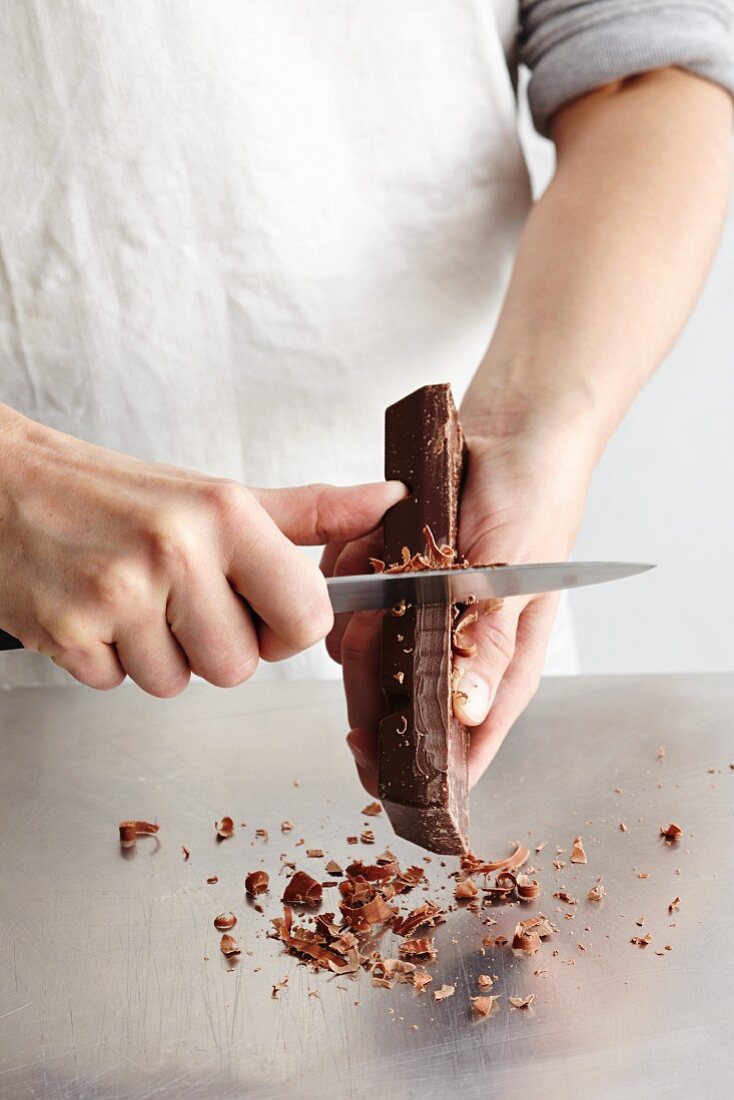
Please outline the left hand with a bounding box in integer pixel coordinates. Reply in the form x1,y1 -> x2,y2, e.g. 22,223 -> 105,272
323,423 -> 595,795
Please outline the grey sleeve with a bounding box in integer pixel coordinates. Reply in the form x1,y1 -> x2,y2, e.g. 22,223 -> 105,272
519,0 -> 734,135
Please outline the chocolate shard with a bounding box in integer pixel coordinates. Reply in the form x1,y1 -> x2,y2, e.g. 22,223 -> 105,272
378,383 -> 468,855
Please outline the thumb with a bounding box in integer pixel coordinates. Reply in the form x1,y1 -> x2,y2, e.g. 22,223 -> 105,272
252,481 -> 407,546
451,603 -> 520,727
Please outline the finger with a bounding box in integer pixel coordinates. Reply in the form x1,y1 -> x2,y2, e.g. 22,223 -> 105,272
467,595 -> 558,787
252,481 -> 407,546
347,730 -> 380,798
115,615 -> 191,698
325,531 -> 384,665
319,540 -> 347,579
451,602 -> 522,727
225,494 -> 334,662
167,573 -> 259,687
341,611 -> 385,732
51,643 -> 126,691
341,609 -> 385,791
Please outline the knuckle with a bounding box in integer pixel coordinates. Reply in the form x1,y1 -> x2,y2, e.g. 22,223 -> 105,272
201,479 -> 248,522
88,562 -> 147,609
285,572 -> 333,649
478,619 -> 516,666
306,483 -> 349,545
143,516 -> 199,576
147,668 -> 191,699
340,618 -> 374,667
39,611 -> 88,652
206,650 -> 259,688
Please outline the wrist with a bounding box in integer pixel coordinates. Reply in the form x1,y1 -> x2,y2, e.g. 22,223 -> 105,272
461,368 -> 612,470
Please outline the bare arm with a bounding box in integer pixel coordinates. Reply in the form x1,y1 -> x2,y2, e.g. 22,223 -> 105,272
463,67 -> 733,451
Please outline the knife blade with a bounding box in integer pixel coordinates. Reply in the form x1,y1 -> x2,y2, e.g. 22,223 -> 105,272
325,561 -> 655,615
0,561 -> 654,651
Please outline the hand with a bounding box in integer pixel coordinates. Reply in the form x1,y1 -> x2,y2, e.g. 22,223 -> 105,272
325,422 -> 594,794
0,407 -> 405,696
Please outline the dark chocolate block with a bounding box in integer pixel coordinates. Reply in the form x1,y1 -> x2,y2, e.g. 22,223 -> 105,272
378,383 -> 469,855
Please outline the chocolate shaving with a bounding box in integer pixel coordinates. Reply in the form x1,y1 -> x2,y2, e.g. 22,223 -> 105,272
306,849 -> 324,858
631,933 -> 652,947
433,983 -> 455,1002
413,970 -> 433,992
660,823 -> 683,842
461,843 -> 530,877
214,912 -> 237,931
245,870 -> 269,897
361,802 -> 382,816
553,892 -> 577,905
587,881 -> 606,902
272,976 -> 289,998
454,878 -> 479,900
181,845 -> 190,861
509,994 -> 535,1009
399,937 -> 437,961
360,829 -> 375,844
216,817 -> 235,840
516,875 -> 541,901
511,915 -> 554,957
219,933 -> 241,957
392,900 -> 443,938
282,871 -> 323,907
281,821 -> 293,833
255,827 -> 269,841
471,995 -> 500,1017
325,860 -> 343,876
118,820 -> 159,848
668,896 -> 681,913
570,837 -> 587,864
207,876 -> 219,885
271,907 -> 359,974
477,974 -> 494,990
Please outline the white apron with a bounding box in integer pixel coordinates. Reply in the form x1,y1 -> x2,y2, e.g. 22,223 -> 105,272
0,0 -> 577,687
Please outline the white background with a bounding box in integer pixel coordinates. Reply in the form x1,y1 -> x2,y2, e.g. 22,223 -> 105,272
521,112 -> 734,674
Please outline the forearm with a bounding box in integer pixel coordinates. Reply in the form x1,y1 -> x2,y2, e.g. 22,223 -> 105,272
463,68 -> 732,460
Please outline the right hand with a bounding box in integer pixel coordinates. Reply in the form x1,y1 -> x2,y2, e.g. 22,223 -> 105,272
0,406 -> 405,696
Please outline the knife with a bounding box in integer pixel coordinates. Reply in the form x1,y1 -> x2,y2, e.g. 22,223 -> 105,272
0,561 -> 653,650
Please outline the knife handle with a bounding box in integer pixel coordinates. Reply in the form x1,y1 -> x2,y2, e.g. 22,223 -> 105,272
0,628 -> 23,651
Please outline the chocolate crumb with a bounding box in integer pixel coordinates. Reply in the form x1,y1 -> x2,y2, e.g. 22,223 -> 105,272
361,802 -> 383,816
272,976 -> 289,999
570,837 -> 587,864
471,995 -> 500,1017
118,820 -> 159,848
214,912 -> 237,931
219,933 -> 241,957
216,817 -> 234,840
245,870 -> 269,897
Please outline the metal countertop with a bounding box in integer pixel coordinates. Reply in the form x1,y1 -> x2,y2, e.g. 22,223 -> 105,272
1,673 -> 733,1100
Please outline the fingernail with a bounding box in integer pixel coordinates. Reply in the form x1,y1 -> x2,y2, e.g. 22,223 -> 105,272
347,732 -> 368,770
453,672 -> 491,726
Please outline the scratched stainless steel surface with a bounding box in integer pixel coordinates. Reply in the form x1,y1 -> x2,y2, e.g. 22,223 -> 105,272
1,674 -> 733,1100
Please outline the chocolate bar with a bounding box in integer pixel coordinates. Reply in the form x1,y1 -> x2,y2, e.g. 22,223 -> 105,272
378,384 -> 469,855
